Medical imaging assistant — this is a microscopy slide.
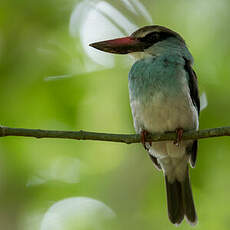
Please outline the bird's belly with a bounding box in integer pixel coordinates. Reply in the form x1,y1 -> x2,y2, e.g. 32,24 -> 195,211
131,91 -> 198,134
130,90 -> 198,164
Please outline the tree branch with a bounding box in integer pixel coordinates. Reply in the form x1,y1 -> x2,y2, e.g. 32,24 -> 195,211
0,126 -> 230,144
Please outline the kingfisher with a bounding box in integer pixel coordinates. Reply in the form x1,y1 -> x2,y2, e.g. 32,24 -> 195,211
89,25 -> 200,225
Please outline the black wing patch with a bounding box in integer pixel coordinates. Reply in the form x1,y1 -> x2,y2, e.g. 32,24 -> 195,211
183,58 -> 200,114
183,58 -> 200,167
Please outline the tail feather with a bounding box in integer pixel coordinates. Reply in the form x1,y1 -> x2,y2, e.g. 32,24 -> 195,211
182,169 -> 197,225
165,176 -> 184,224
165,167 -> 197,225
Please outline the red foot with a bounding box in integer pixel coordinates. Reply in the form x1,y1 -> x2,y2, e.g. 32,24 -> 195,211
140,130 -> 152,151
173,128 -> 184,146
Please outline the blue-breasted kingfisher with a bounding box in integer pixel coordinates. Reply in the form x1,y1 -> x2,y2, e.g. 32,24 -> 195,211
90,25 -> 200,225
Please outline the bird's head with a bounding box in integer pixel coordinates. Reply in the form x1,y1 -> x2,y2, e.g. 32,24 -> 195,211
89,25 -> 185,56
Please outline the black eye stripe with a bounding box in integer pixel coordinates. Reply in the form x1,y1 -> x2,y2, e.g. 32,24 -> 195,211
139,32 -> 174,44
141,32 -> 160,43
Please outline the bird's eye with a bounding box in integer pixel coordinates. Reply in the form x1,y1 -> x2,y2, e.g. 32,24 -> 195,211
140,32 -> 160,43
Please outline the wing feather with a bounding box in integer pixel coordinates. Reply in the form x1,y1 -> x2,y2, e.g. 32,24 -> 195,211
184,58 -> 200,167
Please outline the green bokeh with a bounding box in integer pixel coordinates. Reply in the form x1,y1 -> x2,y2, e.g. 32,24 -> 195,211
1,0 -> 230,229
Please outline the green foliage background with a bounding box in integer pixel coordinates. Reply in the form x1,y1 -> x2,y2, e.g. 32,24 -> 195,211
1,0 -> 230,229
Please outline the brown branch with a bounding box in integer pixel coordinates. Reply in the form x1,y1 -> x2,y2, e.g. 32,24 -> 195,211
0,126 -> 230,144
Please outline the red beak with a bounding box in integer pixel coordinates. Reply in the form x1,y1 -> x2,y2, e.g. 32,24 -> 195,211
89,36 -> 146,54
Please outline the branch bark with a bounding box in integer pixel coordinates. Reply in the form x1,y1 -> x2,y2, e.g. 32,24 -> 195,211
0,126 -> 230,144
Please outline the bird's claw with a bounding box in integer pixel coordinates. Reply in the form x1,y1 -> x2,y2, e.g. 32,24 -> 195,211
141,130 -> 152,151
173,128 -> 184,146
